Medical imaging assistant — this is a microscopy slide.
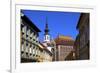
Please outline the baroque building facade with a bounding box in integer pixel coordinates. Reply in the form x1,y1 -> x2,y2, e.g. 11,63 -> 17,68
20,12 -> 52,62
21,12 -> 41,62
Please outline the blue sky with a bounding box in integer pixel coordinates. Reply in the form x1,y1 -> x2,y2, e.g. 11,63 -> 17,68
22,10 -> 80,41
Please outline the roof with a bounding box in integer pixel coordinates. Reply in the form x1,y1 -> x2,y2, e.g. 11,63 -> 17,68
40,42 -> 52,56
21,14 -> 41,32
55,35 -> 74,45
57,35 -> 74,40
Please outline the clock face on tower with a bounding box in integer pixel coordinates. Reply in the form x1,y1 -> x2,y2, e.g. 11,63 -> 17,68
44,35 -> 50,42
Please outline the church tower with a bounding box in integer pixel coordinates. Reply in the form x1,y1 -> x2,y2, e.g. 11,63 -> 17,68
43,17 -> 56,54
44,18 -> 50,43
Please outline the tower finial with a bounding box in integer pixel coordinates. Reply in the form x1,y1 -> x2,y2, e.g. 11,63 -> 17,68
44,17 -> 50,42
44,17 -> 49,35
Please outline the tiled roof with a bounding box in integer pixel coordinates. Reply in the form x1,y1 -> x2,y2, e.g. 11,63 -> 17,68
55,35 -> 74,45
58,35 -> 73,40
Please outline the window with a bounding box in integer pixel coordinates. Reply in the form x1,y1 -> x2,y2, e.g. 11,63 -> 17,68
21,44 -> 24,51
21,41 -> 24,51
33,39 -> 35,43
29,47 -> 32,53
26,42 -> 28,46
35,50 -> 37,55
26,42 -> 28,53
30,31 -> 33,39
26,46 -> 28,53
33,46 -> 35,55
26,27 -> 30,36
33,33 -> 36,39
